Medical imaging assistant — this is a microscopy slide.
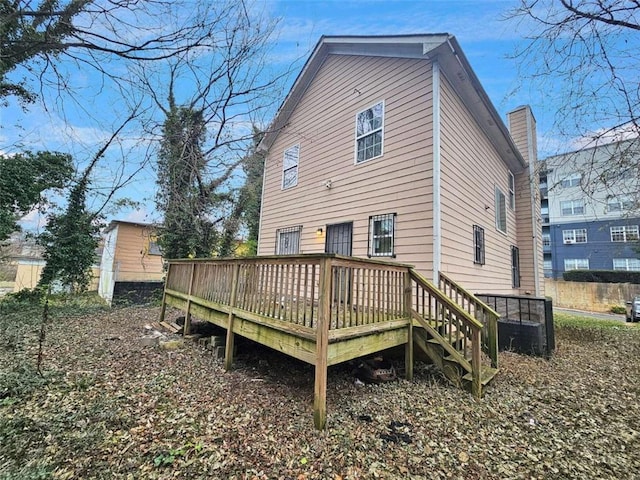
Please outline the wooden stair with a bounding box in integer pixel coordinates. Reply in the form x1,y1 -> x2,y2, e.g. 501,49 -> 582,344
413,325 -> 498,394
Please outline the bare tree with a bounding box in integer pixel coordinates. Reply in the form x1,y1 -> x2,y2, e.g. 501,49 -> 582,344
508,1 -> 640,203
146,2 -> 287,258
1,0 -> 255,106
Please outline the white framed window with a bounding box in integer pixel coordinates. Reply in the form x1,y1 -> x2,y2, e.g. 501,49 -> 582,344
564,258 -> 589,271
473,225 -> 485,265
561,173 -> 581,188
607,197 -> 634,213
282,144 -> 299,189
560,200 -> 584,216
562,229 -> 587,244
508,171 -> 515,210
275,225 -> 302,255
511,245 -> 520,288
368,213 -> 395,257
495,187 -> 507,234
613,258 -> 640,271
543,260 -> 553,271
355,101 -> 384,164
610,225 -> 639,242
542,234 -> 551,247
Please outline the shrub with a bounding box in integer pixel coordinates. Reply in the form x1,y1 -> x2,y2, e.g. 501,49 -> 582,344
563,269 -> 640,284
610,305 -> 626,314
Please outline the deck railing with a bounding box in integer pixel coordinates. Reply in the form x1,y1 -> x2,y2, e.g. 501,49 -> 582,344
438,272 -> 500,368
165,255 -> 409,333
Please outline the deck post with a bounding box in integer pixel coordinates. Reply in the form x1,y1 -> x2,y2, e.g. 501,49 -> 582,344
183,263 -> 196,336
404,270 -> 413,381
487,311 -> 499,369
471,328 -> 482,398
314,256 -> 332,430
224,261 -> 241,371
158,263 -> 171,323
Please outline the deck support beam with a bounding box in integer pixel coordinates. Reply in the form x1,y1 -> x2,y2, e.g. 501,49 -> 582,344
404,272 -> 414,380
314,257 -> 332,430
183,263 -> 196,336
224,263 -> 241,371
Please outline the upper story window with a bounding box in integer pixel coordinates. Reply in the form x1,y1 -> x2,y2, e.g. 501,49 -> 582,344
542,233 -> 551,247
560,173 -> 581,188
610,225 -> 639,242
275,225 -> 302,254
282,144 -> 300,190
368,213 -> 395,257
473,225 -> 485,265
356,101 -> 384,164
560,199 -> 584,216
563,229 -> 587,244
508,172 -> 515,210
564,258 -> 589,271
613,258 -> 640,271
495,187 -> 507,234
607,197 -> 634,213
511,245 -> 520,288
282,144 -> 299,189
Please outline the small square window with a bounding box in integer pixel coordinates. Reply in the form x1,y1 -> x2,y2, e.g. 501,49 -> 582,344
368,213 -> 395,257
276,226 -> 302,255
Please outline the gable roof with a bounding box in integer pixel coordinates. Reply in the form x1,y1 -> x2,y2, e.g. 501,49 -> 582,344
259,34 -> 527,172
104,220 -> 156,234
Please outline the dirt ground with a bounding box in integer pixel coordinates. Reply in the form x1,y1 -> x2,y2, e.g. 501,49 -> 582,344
1,304 -> 639,479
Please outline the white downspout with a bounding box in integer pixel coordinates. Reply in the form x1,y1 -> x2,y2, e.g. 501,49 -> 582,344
432,60 -> 442,284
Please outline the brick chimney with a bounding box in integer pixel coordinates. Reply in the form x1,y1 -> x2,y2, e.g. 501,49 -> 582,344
507,105 -> 543,296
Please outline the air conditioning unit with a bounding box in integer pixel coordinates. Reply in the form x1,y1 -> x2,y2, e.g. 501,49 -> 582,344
564,239 -> 574,244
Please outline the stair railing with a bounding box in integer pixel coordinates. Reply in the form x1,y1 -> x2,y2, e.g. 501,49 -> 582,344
438,272 -> 499,368
409,269 -> 483,397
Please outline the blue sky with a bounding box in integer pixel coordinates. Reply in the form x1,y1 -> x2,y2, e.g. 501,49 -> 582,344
3,0 -> 558,230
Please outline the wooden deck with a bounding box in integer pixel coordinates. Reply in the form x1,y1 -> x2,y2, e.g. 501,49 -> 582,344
159,254 -> 499,429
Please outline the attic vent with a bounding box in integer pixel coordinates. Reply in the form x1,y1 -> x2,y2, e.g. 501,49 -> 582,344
487,118 -> 495,126
456,71 -> 466,82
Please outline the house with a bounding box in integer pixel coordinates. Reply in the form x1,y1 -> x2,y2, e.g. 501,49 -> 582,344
0,233 -> 100,294
98,220 -> 164,305
257,34 -> 543,296
540,138 -> 640,279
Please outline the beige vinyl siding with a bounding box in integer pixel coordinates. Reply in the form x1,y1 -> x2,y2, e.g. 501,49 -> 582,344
112,223 -> 164,282
438,74 -> 519,294
259,54 -> 434,274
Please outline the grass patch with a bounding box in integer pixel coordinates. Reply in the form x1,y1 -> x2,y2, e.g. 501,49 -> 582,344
554,312 -> 640,344
554,312 -> 636,330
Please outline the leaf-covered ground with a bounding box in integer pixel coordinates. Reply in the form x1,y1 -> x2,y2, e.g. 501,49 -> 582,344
1,303 -> 639,479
